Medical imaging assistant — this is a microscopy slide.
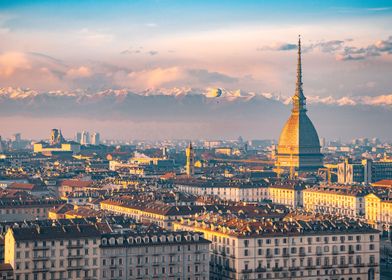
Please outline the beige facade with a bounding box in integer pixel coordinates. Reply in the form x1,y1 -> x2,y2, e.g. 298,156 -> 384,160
0,200 -> 64,222
268,185 -> 303,208
303,187 -> 365,218
174,217 -> 380,280
176,183 -> 269,202
4,224 -> 101,280
365,193 -> 392,231
100,231 -> 210,280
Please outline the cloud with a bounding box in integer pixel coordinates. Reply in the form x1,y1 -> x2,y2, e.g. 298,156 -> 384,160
312,40 -> 345,53
148,50 -> 158,56
120,47 -> 158,56
335,36 -> 392,61
187,69 -> 238,84
78,28 -> 113,46
66,66 -> 92,78
126,67 -> 184,89
0,52 -> 31,76
257,43 -> 297,51
257,36 -> 392,62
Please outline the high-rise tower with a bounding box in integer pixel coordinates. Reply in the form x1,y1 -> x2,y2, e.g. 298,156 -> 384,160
185,142 -> 195,176
275,36 -> 323,175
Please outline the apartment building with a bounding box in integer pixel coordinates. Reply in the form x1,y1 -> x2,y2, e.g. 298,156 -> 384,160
268,182 -> 304,208
303,186 -> 366,218
175,179 -> 269,202
100,230 -> 210,280
365,193 -> 392,232
0,199 -> 65,222
4,224 -> 101,280
174,213 -> 380,280
100,197 -> 215,230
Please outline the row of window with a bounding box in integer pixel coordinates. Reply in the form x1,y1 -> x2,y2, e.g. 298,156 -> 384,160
241,243 -> 375,257
16,238 -> 98,248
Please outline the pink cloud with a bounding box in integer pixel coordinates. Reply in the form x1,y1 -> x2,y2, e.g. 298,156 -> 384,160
66,66 -> 92,78
0,52 -> 31,77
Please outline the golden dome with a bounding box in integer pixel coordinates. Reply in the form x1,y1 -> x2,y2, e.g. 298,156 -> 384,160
278,112 -> 321,155
275,36 -> 323,171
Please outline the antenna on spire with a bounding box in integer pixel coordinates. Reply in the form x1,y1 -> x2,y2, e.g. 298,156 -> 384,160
292,34 -> 306,113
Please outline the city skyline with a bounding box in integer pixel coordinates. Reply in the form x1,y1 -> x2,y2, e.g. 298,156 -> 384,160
0,0 -> 391,140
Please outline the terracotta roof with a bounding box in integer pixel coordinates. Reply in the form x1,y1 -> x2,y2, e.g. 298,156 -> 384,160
8,182 -> 36,191
61,180 -> 93,188
373,179 -> 392,187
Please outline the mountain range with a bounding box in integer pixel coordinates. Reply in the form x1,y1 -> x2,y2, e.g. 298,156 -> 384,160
0,87 -> 391,140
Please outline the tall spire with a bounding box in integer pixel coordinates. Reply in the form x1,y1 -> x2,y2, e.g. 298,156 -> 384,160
292,35 -> 306,113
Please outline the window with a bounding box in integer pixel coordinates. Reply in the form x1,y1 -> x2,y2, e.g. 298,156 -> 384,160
244,240 -> 249,247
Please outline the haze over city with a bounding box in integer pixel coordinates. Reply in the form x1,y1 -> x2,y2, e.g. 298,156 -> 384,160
0,0 -> 391,140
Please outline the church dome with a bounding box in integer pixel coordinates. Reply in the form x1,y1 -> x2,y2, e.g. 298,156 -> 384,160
275,36 -> 323,172
278,112 -> 321,155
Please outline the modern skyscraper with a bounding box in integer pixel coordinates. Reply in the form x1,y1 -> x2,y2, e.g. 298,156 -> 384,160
90,132 -> 100,145
75,132 -> 81,143
81,131 -> 90,145
185,142 -> 195,176
275,36 -> 323,175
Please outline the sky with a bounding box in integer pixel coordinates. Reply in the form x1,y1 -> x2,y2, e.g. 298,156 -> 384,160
0,1 -> 391,140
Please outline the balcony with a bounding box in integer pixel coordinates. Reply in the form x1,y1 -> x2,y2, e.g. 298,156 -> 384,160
322,265 -> 332,269
67,254 -> 84,259
288,267 -> 300,271
272,267 -> 283,272
368,263 -> 379,267
299,252 -> 306,257
33,255 -> 49,261
338,264 -> 348,268
255,267 -> 266,272
266,254 -> 273,258
355,263 -> 365,267
241,269 -> 253,273
33,246 -> 49,251
348,250 -> 355,254
68,265 -> 85,270
32,267 -> 49,272
305,266 -> 315,270
282,252 -> 290,257
67,244 -> 83,249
